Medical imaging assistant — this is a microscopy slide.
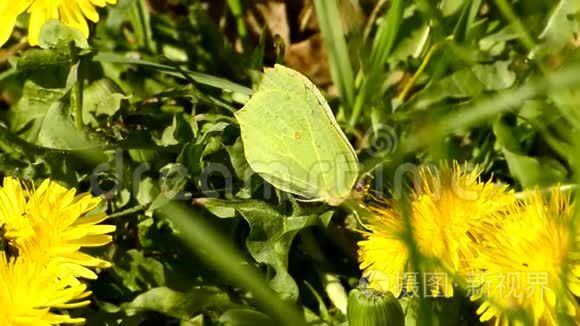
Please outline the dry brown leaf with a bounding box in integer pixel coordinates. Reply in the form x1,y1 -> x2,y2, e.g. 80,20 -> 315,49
284,33 -> 332,88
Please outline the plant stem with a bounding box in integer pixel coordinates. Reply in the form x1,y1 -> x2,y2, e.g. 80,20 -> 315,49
226,0 -> 248,52
72,65 -> 84,130
397,41 -> 442,102
108,205 -> 146,218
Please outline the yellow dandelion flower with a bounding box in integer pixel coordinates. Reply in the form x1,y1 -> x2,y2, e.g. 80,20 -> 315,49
471,187 -> 580,325
0,250 -> 91,326
0,176 -> 33,239
0,177 -> 115,285
358,162 -> 517,297
0,0 -> 117,47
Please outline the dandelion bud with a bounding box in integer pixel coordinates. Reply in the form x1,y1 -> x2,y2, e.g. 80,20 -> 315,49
347,288 -> 405,326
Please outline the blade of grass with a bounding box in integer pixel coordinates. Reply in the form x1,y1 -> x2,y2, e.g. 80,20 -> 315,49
368,0 -> 403,70
564,136 -> 580,324
129,0 -> 155,52
350,0 -> 404,127
398,192 -> 431,325
0,67 -> 17,81
412,0 -> 443,27
466,0 -> 483,39
494,0 -> 553,75
226,0 -> 249,52
71,44 -> 85,131
493,0 -> 537,54
71,63 -> 84,130
397,40 -> 445,102
362,0 -> 387,41
93,52 -> 254,95
314,0 -> 355,111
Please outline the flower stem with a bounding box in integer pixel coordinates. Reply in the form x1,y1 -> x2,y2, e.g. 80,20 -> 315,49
71,61 -> 84,130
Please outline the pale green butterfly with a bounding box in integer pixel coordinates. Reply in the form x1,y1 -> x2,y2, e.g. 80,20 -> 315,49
235,64 -> 359,206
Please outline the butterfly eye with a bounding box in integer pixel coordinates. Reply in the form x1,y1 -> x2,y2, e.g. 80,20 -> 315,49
358,276 -> 370,289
